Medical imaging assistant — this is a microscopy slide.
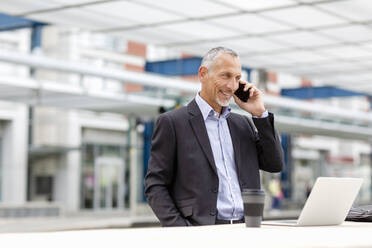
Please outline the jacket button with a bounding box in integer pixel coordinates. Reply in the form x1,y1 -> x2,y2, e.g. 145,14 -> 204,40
210,210 -> 216,216
212,188 -> 218,193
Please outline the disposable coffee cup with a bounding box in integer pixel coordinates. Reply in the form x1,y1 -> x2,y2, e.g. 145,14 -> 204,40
241,189 -> 265,227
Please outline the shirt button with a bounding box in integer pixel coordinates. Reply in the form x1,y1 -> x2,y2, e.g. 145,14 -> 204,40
210,210 -> 216,216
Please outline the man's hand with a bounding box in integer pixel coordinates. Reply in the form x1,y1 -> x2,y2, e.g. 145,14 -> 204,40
233,81 -> 266,117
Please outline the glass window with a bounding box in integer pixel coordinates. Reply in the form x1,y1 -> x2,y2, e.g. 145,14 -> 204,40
81,143 -> 128,209
99,145 -> 120,157
81,144 -> 95,209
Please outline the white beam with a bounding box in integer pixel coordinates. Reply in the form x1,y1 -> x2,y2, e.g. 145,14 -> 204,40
0,75 -> 176,108
1,51 -> 372,124
232,109 -> 372,141
0,50 -> 200,92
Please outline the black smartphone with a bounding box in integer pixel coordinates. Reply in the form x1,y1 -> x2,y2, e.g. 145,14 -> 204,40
234,82 -> 250,102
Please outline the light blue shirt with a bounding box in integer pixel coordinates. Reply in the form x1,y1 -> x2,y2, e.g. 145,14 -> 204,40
195,94 -> 244,220
195,94 -> 268,220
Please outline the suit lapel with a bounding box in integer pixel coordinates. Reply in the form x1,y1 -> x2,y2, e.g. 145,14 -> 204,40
188,100 -> 217,175
227,114 -> 241,175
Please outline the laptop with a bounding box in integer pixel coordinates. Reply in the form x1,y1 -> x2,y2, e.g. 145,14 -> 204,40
263,177 -> 363,226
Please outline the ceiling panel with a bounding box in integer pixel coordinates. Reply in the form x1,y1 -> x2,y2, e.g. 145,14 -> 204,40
309,61 -> 367,73
287,63 -> 366,77
115,26 -> 201,45
319,45 -> 372,59
49,0 -> 96,4
175,41 -> 250,57
225,37 -> 290,53
241,53 -> 297,68
174,45 -> 211,56
160,21 -> 239,41
239,57 -> 277,68
272,50 -> 331,63
358,42 -> 372,52
350,58 -> 372,69
261,6 -> 346,28
28,9 -> 135,30
318,0 -> 372,22
1,0 -> 372,93
318,25 -> 372,43
134,0 -> 237,18
83,1 -> 183,25
0,0 -> 59,15
210,13 -> 293,34
211,0 -> 296,11
175,39 -> 287,57
275,67 -> 320,76
292,0 -> 326,2
268,31 -> 338,48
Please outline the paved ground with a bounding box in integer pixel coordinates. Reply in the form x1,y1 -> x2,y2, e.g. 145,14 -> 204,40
0,211 -> 160,233
0,209 -> 300,233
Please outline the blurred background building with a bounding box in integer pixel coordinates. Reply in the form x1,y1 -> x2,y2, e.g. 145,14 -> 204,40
0,0 -> 371,226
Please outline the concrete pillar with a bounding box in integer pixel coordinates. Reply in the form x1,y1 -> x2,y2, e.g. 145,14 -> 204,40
66,111 -> 81,212
369,97 -> 372,200
315,150 -> 328,178
53,110 -> 81,212
370,143 -> 372,201
1,105 -> 28,204
129,116 -> 142,215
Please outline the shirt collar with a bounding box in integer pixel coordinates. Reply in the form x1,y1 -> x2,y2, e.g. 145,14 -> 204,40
195,93 -> 231,121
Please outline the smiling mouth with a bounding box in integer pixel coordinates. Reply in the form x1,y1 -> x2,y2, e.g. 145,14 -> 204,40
219,90 -> 232,98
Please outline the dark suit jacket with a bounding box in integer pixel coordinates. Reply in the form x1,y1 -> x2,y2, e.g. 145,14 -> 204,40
144,99 -> 284,226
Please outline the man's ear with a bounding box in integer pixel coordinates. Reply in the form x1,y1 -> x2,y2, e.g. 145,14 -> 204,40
198,66 -> 208,82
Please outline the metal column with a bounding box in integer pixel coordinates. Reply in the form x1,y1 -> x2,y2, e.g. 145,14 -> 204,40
281,134 -> 292,199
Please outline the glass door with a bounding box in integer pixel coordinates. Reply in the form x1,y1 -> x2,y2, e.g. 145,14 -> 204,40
93,157 -> 125,210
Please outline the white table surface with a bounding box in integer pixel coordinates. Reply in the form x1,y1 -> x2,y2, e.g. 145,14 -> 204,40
1,221 -> 371,248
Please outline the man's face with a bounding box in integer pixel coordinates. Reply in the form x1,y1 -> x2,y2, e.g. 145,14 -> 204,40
200,54 -> 242,109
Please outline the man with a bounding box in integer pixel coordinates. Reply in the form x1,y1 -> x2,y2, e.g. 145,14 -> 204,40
144,47 -> 284,226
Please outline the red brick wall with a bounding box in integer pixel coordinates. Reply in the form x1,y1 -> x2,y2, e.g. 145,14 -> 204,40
127,41 -> 146,57
181,75 -> 199,82
181,53 -> 195,59
301,78 -> 312,87
267,71 -> 277,83
124,41 -> 146,92
265,71 -> 280,96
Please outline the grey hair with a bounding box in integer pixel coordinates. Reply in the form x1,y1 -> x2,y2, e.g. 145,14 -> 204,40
201,47 -> 239,72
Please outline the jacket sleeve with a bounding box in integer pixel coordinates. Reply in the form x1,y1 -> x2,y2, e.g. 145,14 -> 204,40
250,112 -> 284,173
144,113 -> 189,227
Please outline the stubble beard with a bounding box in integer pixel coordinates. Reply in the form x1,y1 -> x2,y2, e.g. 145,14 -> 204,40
216,95 -> 231,107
